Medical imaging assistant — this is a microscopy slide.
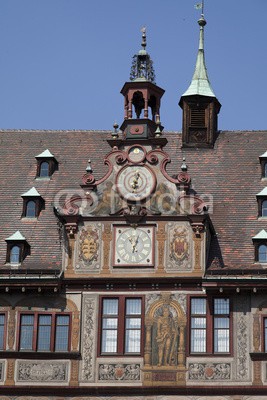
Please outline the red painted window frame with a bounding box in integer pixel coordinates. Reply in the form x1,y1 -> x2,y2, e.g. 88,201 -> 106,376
98,295 -> 145,357
17,311 -> 71,352
188,295 -> 233,356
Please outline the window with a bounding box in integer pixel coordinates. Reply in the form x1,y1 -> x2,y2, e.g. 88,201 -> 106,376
10,245 -> 21,264
190,297 -> 230,354
264,163 -> 267,178
214,298 -> 230,353
39,161 -> 49,177
18,313 -> 70,352
258,244 -> 267,262
190,298 -> 206,352
25,200 -> 36,218
100,296 -> 143,355
0,314 -> 6,350
262,200 -> 267,217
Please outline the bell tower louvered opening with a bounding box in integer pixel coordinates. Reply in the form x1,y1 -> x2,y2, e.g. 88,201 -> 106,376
190,106 -> 206,128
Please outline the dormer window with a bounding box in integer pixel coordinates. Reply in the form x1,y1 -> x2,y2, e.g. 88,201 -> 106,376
253,230 -> 267,263
262,200 -> 267,217
10,245 -> 21,264
21,187 -> 44,219
5,231 -> 30,266
39,161 -> 49,178
259,244 -> 267,263
25,200 -> 36,218
35,149 -> 57,179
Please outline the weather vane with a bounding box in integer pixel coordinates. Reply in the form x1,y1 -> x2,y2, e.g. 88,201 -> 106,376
194,1 -> 204,15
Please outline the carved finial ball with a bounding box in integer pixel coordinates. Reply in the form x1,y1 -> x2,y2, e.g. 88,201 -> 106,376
198,16 -> 206,27
113,122 -> 119,130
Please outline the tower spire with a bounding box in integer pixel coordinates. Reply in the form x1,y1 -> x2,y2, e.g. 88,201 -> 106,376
179,4 -> 221,148
182,7 -> 215,98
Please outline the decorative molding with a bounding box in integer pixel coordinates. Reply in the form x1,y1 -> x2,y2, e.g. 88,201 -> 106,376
253,360 -> 262,385
192,234 -> 203,271
17,361 -> 68,382
69,359 -> 79,386
101,223 -> 112,273
98,363 -> 141,381
5,359 -> 15,385
80,295 -> 97,382
235,297 -> 249,381
145,293 -> 160,314
253,313 -> 261,352
156,222 -> 166,271
8,308 -> 15,350
188,363 -> 231,380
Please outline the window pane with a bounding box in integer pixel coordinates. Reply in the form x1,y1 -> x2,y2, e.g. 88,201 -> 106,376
26,200 -> 36,218
102,318 -> 118,329
265,319 -> 267,352
10,246 -> 20,264
259,245 -> 267,262
101,329 -> 117,353
40,161 -> 49,177
20,315 -> 34,350
55,315 -> 70,351
214,298 -> 229,314
191,298 -> 206,314
126,299 -> 141,315
263,200 -> 267,216
214,326 -> 229,352
125,329 -> 141,353
37,315 -> 51,351
191,328 -> 206,352
265,163 -> 267,178
0,315 -> 5,350
191,317 -> 206,329
103,299 -> 118,315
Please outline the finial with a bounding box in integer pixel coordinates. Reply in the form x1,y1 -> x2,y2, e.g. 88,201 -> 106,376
155,114 -> 162,137
141,26 -> 146,52
129,27 -> 156,83
181,0 -> 216,98
181,157 -> 188,171
112,121 -> 119,139
86,159 -> 92,173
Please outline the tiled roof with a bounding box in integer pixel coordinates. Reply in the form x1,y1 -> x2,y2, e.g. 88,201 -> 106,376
0,129 -> 266,272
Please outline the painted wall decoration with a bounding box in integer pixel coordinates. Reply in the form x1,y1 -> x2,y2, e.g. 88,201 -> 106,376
17,361 -> 68,382
75,224 -> 101,272
188,363 -> 231,380
235,297 -> 249,381
166,223 -> 192,271
98,363 -> 141,381
80,295 -> 97,382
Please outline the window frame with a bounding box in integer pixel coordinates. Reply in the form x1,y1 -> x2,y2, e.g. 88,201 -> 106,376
22,197 -> 43,219
36,158 -> 57,179
98,295 -> 144,357
254,241 -> 267,263
6,242 -> 29,265
189,296 -> 232,356
17,311 -> 71,352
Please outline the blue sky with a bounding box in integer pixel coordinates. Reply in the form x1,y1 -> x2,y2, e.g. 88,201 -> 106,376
0,0 -> 265,131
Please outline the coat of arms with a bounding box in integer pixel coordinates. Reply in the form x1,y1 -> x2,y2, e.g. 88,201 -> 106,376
170,226 -> 189,263
79,227 -> 99,264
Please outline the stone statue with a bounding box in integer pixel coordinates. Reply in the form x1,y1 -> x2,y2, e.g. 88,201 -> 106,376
156,307 -> 178,366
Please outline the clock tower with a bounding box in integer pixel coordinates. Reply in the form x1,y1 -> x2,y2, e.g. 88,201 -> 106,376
120,28 -> 165,140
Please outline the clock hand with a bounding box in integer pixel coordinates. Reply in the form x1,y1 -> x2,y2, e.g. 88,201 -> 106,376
132,235 -> 139,253
130,170 -> 140,192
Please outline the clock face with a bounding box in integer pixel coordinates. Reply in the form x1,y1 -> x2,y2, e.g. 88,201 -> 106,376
116,165 -> 156,202
114,226 -> 154,267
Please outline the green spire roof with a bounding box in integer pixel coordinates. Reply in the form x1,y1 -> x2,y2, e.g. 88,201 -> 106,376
182,15 -> 216,98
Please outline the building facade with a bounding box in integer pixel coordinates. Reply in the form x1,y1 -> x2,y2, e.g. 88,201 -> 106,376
0,12 -> 267,400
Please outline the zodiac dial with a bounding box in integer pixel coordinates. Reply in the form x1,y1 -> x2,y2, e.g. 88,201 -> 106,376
116,165 -> 156,202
